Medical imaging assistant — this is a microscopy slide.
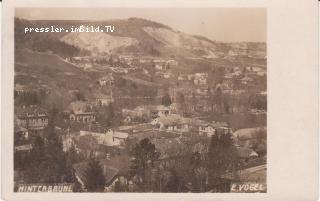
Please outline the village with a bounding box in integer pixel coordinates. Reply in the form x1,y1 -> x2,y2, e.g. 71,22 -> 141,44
14,47 -> 267,192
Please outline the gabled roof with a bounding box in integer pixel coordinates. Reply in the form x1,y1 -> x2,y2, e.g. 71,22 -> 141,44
157,114 -> 191,126
92,92 -> 113,99
73,160 -> 119,185
15,144 -> 32,151
113,131 -> 129,139
15,105 -> 48,119
236,147 -> 258,158
67,101 -> 93,114
233,127 -> 266,140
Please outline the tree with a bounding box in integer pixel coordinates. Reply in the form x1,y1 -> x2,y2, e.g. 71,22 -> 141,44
43,123 -> 69,183
190,151 -> 208,192
214,86 -> 224,113
165,169 -> 181,192
161,93 -> 172,106
207,133 -> 239,190
65,144 -> 83,182
84,156 -> 106,192
23,136 -> 46,182
130,138 -> 160,182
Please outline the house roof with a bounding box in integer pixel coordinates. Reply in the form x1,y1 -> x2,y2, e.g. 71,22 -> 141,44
99,74 -> 114,81
157,114 -> 191,126
236,147 -> 259,158
233,127 -> 266,141
211,121 -> 228,128
92,92 -> 113,99
15,105 -> 48,119
16,127 -> 28,132
113,131 -> 129,139
73,160 -> 119,185
67,101 -> 92,114
15,144 -> 32,151
14,84 -> 28,91
99,155 -> 131,176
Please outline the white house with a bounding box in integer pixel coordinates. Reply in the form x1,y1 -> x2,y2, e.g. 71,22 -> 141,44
79,129 -> 128,147
151,114 -> 191,133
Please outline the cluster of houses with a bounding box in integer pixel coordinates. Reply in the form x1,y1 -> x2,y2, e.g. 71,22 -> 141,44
14,99 -> 265,192
14,105 -> 49,152
66,55 -> 121,69
14,49 -> 266,192
122,104 -> 232,137
15,105 -> 49,131
14,83 -> 51,96
177,73 -> 208,86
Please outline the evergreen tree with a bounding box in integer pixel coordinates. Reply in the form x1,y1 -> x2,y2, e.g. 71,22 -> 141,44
84,156 -> 105,192
130,138 -> 160,181
43,123 -> 69,182
26,106 -> 71,183
65,144 -> 82,182
161,93 -> 172,106
207,133 -> 238,188
24,136 -> 46,182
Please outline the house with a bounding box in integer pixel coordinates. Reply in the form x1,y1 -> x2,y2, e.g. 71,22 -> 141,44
122,105 -> 171,120
240,76 -> 253,85
119,55 -> 135,65
166,59 -> 178,67
122,106 -> 151,120
15,106 -> 48,130
151,114 -> 191,133
122,116 -> 132,124
195,100 -> 212,112
177,74 -> 188,81
196,86 -> 209,95
233,127 -> 266,141
155,64 -> 165,70
163,72 -> 173,79
187,74 -> 194,80
14,84 -> 29,95
62,135 -> 78,152
73,160 -> 120,192
69,112 -> 96,124
67,101 -> 96,124
92,93 -> 114,106
236,146 -> 259,159
149,105 -> 172,118
98,73 -> 114,87
222,89 -> 246,96
79,129 -> 128,147
14,144 -> 32,152
169,103 -> 182,114
15,126 -> 29,140
197,121 -> 231,137
193,73 -> 208,85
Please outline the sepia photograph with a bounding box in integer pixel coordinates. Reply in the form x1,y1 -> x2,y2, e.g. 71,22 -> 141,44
13,7 -> 267,193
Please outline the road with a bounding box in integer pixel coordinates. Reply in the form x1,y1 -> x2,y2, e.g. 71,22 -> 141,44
223,164 -> 266,179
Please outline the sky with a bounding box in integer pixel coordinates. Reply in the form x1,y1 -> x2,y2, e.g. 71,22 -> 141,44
16,8 -> 266,42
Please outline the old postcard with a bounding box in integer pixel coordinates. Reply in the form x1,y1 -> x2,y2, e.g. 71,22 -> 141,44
1,0 -> 318,201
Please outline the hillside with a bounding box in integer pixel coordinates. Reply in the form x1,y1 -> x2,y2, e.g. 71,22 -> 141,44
15,17 -> 266,59
60,32 -> 138,54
